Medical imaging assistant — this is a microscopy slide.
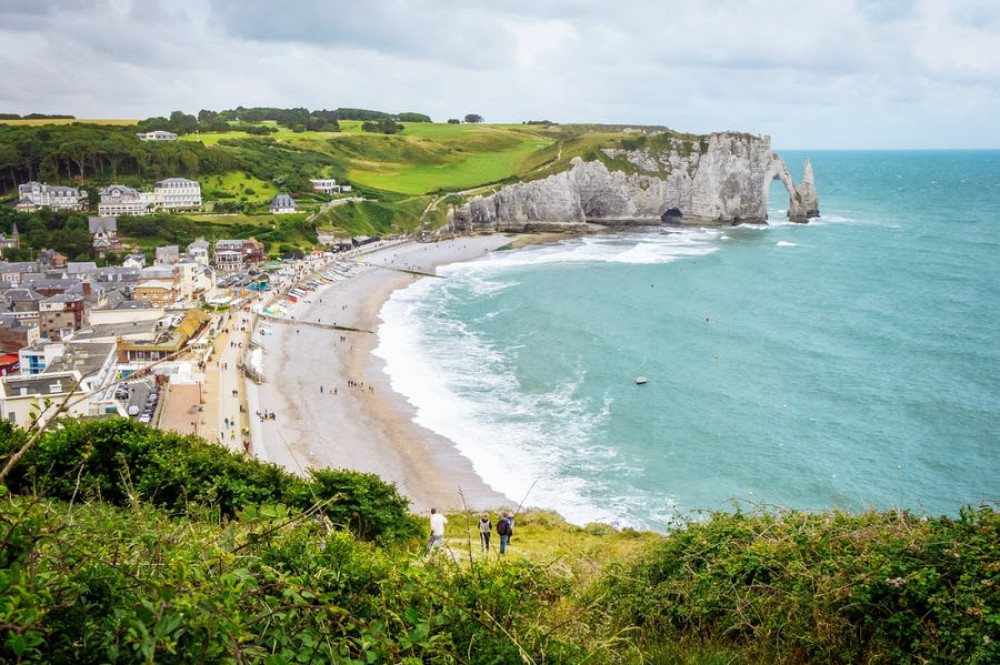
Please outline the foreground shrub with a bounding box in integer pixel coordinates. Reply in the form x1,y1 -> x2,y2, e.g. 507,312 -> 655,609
589,506 -> 1000,664
0,419 -> 418,542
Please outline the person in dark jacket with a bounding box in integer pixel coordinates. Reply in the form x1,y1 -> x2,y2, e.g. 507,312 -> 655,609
497,511 -> 514,555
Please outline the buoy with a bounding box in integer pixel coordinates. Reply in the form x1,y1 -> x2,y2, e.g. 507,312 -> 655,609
635,376 -> 648,385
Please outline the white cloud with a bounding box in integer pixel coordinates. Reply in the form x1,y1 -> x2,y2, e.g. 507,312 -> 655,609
0,0 -> 997,147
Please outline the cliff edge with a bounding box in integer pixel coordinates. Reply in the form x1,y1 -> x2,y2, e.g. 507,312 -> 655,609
450,132 -> 819,233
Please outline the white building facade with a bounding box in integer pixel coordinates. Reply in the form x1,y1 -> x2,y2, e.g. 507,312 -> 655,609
16,182 -> 88,212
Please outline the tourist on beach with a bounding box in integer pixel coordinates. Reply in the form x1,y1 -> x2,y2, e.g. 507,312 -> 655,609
497,512 -> 514,555
479,514 -> 492,552
428,508 -> 447,551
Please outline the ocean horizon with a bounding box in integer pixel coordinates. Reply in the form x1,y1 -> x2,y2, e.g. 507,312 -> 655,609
373,150 -> 1000,531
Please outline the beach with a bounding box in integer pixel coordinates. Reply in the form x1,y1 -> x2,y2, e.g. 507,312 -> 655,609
245,236 -> 515,513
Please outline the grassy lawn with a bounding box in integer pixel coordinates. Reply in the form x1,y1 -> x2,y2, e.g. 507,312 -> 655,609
349,137 -> 553,194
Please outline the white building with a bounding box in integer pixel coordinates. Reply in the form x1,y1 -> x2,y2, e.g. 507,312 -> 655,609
310,179 -> 340,194
16,182 -> 88,212
154,178 -> 201,211
99,179 -> 202,216
137,130 -> 178,141
98,185 -> 156,216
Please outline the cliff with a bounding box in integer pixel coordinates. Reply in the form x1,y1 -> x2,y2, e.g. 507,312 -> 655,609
450,133 -> 819,233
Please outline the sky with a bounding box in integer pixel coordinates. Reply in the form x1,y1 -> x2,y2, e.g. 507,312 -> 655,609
1,0 -> 998,149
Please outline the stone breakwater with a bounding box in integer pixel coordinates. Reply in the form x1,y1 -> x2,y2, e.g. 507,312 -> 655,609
450,133 -> 819,233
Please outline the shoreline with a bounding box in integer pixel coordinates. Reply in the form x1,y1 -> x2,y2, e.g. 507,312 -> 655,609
248,235 -> 518,513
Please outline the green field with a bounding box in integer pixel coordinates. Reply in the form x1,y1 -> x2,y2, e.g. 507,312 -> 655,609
348,137 -> 552,194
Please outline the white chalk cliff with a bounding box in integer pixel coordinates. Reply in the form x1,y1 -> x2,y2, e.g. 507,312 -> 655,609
450,133 -> 819,233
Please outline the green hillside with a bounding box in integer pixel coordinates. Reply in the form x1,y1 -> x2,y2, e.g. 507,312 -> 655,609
2,418 -> 997,664
0,115 -> 686,257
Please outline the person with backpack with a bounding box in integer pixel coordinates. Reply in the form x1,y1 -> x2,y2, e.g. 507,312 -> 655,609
497,511 -> 514,555
478,514 -> 492,553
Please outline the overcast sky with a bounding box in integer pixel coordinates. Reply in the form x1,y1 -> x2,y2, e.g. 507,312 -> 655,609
1,0 -> 998,149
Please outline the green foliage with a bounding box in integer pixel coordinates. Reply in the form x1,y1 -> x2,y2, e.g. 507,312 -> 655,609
0,418 -> 415,541
588,506 -> 1000,664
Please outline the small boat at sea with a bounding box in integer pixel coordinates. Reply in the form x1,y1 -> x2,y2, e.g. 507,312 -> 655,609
635,376 -> 648,385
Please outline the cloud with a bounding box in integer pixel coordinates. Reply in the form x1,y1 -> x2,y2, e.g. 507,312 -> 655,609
0,0 -> 997,147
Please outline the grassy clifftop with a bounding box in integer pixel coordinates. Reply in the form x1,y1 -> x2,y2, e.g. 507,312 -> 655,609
2,419 -> 997,664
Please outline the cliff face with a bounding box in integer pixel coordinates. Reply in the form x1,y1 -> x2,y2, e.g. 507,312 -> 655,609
450,133 -> 819,233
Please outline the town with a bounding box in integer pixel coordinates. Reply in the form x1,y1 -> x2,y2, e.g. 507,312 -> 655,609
0,171 -> 381,444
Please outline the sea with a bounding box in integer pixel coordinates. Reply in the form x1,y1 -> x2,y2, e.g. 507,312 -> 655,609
373,151 -> 1000,531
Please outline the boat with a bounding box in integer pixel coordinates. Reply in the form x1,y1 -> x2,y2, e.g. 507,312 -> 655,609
635,376 -> 648,385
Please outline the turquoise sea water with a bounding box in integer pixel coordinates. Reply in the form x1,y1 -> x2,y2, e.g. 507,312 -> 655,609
374,151 -> 1000,530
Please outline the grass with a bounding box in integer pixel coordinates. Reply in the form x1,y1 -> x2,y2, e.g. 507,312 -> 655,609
349,137 -> 552,194
199,171 -> 280,203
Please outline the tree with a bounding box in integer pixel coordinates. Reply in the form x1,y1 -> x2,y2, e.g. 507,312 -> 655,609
464,114 -> 484,124
447,118 -> 461,124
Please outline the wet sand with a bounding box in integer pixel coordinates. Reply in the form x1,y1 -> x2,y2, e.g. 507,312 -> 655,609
248,236 -> 515,512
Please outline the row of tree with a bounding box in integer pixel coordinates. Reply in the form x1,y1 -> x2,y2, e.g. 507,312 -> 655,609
0,123 -> 236,196
134,107 -> 433,136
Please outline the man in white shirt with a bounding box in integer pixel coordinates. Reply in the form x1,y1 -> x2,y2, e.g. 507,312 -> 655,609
428,507 -> 447,550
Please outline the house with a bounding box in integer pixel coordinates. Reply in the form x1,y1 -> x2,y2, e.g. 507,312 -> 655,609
0,314 -> 40,356
186,237 -> 210,265
88,216 -> 121,257
270,194 -> 297,214
133,279 -> 180,308
155,245 -> 180,265
38,293 -> 89,341
15,182 -> 88,212
99,184 -> 156,216
0,223 -> 19,256
310,179 -> 341,194
212,238 -> 265,272
123,253 -> 146,270
0,262 -> 39,286
36,250 -> 66,271
213,249 -> 242,273
136,130 -> 178,141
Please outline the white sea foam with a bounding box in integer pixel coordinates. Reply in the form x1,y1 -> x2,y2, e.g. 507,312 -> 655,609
375,265 -> 646,527
776,241 -> 799,247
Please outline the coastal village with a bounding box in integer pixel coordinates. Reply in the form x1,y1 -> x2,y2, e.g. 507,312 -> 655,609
0,163 -> 385,459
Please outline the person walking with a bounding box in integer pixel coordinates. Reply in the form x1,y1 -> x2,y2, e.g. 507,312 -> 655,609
497,511 -> 514,555
478,514 -> 492,553
428,508 -> 447,551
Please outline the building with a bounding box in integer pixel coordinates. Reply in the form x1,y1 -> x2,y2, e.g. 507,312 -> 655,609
310,178 -> 341,194
155,245 -> 180,265
0,223 -> 19,257
15,182 -> 88,212
136,130 -> 178,141
38,293 -> 89,341
123,253 -> 146,270
1,340 -> 118,427
88,216 -> 121,257
154,178 -> 201,211
0,314 -> 40,356
99,185 -> 156,216
270,194 -> 297,214
133,280 -> 180,308
186,237 -> 210,265
212,238 -> 265,272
